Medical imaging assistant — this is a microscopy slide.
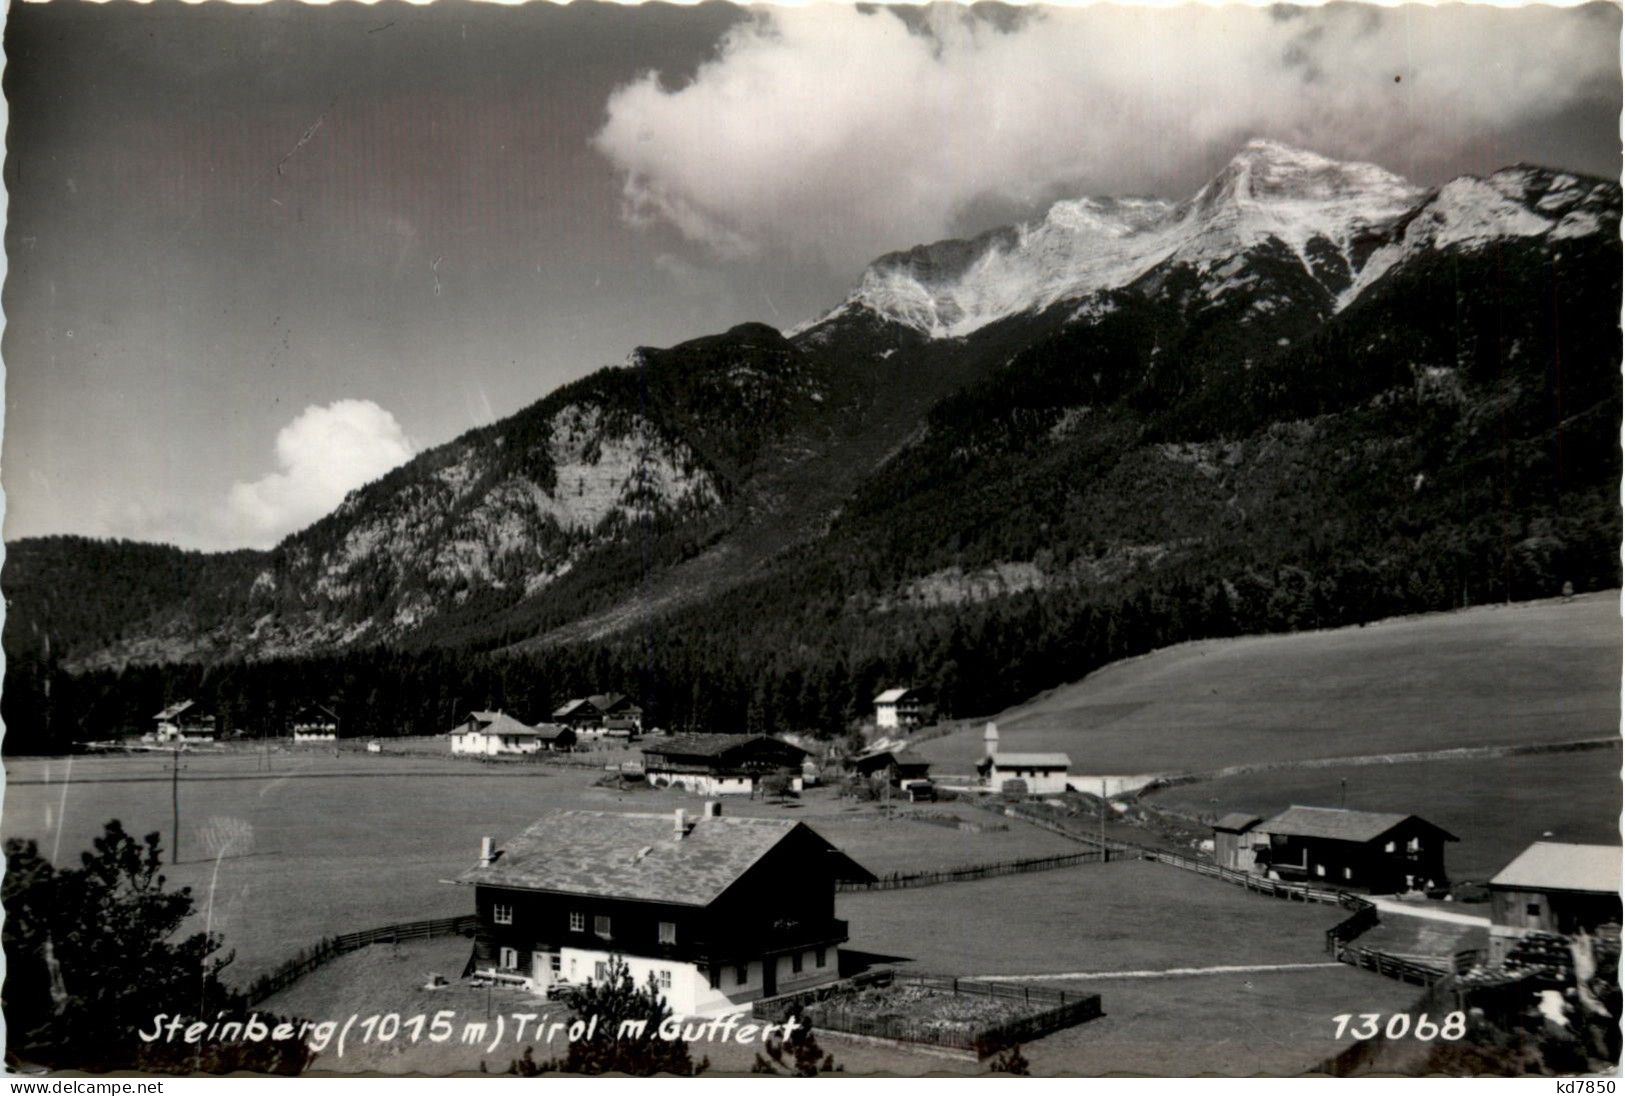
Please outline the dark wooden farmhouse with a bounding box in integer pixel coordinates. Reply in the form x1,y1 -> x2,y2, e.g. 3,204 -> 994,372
1487,842 -> 1624,962
641,734 -> 810,797
851,748 -> 932,786
1251,806 -> 1457,894
456,806 -> 874,1015
1211,814 -> 1263,872
552,693 -> 644,737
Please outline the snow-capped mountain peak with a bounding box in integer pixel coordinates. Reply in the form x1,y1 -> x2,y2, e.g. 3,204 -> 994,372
805,141 -> 1608,341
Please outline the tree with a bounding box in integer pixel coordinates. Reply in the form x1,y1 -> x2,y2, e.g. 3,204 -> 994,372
752,1007 -> 840,1076
3,821 -> 313,1074
508,956 -> 706,1076
989,1044 -> 1032,1075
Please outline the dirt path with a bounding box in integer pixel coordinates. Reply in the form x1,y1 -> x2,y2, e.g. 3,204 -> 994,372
962,962 -> 1346,982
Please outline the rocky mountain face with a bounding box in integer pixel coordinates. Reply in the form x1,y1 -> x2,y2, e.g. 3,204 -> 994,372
7,142 -> 1621,731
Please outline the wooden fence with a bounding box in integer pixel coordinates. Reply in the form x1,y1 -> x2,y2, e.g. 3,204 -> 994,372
1145,850 -> 1347,905
244,914 -> 480,1003
752,971 -> 1102,1058
836,847 -> 1109,892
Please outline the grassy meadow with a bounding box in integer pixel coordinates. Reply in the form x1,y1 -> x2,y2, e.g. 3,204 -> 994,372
915,592 -> 1620,775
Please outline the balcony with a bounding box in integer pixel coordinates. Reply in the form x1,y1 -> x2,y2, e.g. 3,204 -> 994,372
686,918 -> 848,962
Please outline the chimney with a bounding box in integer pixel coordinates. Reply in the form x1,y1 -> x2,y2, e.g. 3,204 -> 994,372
704,800 -> 722,818
984,721 -> 1000,758
479,835 -> 495,866
674,808 -> 688,838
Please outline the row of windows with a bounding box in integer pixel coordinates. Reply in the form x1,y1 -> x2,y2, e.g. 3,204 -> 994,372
492,904 -> 678,946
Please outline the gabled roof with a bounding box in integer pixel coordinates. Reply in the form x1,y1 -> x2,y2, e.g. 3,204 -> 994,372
874,688 -> 914,705
155,700 -> 195,721
1260,806 -> 1458,845
1213,813 -> 1264,833
553,698 -> 597,718
532,722 -> 575,742
855,748 -> 931,770
587,692 -> 629,712
642,733 -> 809,760
457,809 -> 874,906
1490,842 -> 1623,895
989,752 -> 1072,769
293,703 -> 339,724
455,711 -> 536,739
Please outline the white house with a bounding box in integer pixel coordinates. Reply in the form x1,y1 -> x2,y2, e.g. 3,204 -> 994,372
873,687 -> 933,730
455,806 -> 874,1016
448,711 -> 565,755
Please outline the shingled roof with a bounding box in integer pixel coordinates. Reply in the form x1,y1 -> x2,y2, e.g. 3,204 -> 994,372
641,733 -> 808,760
989,752 -> 1072,769
1490,842 -> 1623,894
452,711 -> 536,738
457,809 -> 874,906
1261,806 -> 1458,844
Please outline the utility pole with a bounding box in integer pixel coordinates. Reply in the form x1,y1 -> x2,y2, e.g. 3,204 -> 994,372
1340,779 -> 1347,809
171,746 -> 181,865
1100,779 -> 1107,861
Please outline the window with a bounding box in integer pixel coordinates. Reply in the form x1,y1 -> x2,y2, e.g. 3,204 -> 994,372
791,952 -> 804,974
1384,841 -> 1396,853
708,966 -> 721,990
569,911 -> 585,933
492,903 -> 514,925
1527,902 -> 1542,917
1315,864 -> 1326,878
499,947 -> 519,970
1343,867 -> 1353,880
550,953 -> 561,973
659,921 -> 677,945
1407,837 -> 1421,853
595,961 -> 609,982
594,915 -> 613,940
816,947 -> 827,969
735,965 -> 749,986
656,970 -> 672,990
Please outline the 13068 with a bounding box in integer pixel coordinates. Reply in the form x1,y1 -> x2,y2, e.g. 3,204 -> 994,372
1332,1012 -> 1467,1041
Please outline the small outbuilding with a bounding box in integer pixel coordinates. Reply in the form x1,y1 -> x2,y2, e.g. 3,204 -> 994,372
851,748 -> 932,786
1212,813 -> 1264,873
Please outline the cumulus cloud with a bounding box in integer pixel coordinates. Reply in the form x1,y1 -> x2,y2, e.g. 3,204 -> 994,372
593,3 -> 1620,267
224,399 -> 414,547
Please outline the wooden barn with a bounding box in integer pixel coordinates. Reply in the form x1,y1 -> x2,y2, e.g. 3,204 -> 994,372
1251,806 -> 1457,894
289,703 -> 339,743
455,806 -> 874,1015
552,693 -> 644,737
641,734 -> 810,796
1211,814 -> 1263,872
1487,842 -> 1624,962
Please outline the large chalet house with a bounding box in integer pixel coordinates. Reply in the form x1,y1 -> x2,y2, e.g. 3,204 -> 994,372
641,734 -> 810,796
872,687 -> 935,731
150,701 -> 218,744
1248,806 -> 1458,894
553,693 -> 644,738
448,711 -> 575,756
457,806 -> 874,1015
1487,842 -> 1624,962
289,703 -> 339,743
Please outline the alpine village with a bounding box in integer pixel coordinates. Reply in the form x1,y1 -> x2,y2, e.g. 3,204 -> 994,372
5,141 -> 1622,1077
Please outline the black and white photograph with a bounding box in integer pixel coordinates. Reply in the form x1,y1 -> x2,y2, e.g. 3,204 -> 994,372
1,0 -> 1622,1080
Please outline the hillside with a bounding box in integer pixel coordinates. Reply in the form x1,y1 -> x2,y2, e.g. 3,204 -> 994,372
5,142 -> 1620,750
913,592 -> 1621,774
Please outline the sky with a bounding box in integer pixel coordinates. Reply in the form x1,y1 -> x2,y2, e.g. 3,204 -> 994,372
3,0 -> 1620,551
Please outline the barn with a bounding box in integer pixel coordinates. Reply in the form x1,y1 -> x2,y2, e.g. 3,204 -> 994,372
851,748 -> 932,786
641,734 -> 810,796
1250,806 -> 1458,894
456,805 -> 874,1015
1487,842 -> 1624,963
